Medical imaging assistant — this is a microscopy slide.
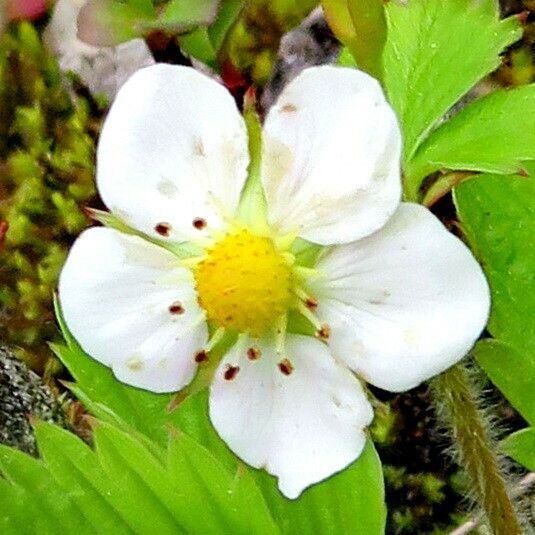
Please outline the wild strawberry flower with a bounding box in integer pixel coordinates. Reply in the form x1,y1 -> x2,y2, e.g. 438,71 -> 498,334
59,64 -> 490,499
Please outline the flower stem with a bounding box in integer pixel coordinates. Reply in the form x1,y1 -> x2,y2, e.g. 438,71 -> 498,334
430,364 -> 522,535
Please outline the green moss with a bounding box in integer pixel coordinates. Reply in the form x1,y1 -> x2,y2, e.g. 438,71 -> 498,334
0,22 -> 97,370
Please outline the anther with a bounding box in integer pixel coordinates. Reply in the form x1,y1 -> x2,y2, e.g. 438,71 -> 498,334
194,350 -> 208,363
224,365 -> 240,381
192,217 -> 207,230
278,358 -> 294,376
155,222 -> 172,236
168,301 -> 185,314
247,347 -> 261,361
305,297 -> 318,309
317,324 -> 331,340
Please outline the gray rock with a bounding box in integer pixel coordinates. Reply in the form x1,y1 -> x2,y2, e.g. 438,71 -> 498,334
261,8 -> 341,112
0,347 -> 67,456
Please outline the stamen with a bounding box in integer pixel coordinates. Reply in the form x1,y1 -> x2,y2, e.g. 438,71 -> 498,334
316,324 -> 331,340
278,358 -> 294,375
282,252 -> 296,265
168,301 -> 185,314
294,265 -> 320,280
247,347 -> 261,360
224,364 -> 240,381
306,297 -> 319,310
274,232 -> 297,251
298,302 -> 322,330
275,314 -> 287,356
293,287 -> 319,309
194,350 -> 208,363
206,327 -> 226,352
155,222 -> 172,237
192,217 -> 207,230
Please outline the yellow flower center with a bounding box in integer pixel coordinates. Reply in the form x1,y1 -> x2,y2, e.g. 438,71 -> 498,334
194,230 -> 293,336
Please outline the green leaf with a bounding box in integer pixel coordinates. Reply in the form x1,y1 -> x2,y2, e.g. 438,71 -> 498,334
383,0 -> 521,169
208,0 -> 243,52
252,442 -> 386,535
168,431 -> 279,535
220,0 -> 317,84
502,428 -> 535,471
51,338 -> 177,448
176,0 -> 243,66
2,418 -> 279,534
455,172 -> 535,474
162,0 -> 220,25
455,172 -> 535,356
32,422 -> 141,533
322,0 -> 386,80
473,340 -> 535,425
408,85 -> 535,187
175,394 -> 386,535
0,445 -> 88,533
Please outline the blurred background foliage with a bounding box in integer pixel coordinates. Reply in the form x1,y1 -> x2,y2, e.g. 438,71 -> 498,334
0,21 -> 96,371
0,1 -> 535,533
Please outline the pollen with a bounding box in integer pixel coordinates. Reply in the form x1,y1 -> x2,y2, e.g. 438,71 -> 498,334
193,230 -> 293,336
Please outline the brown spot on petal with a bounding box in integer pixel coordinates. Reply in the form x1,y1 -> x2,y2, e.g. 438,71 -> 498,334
126,357 -> 143,371
247,347 -> 261,361
155,222 -> 172,236
157,179 -> 178,196
194,138 -> 206,157
278,358 -> 294,376
168,301 -> 185,314
192,217 -> 207,230
224,364 -> 240,381
281,103 -> 297,113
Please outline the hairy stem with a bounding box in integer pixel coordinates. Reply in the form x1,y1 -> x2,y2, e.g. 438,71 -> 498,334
431,364 -> 522,535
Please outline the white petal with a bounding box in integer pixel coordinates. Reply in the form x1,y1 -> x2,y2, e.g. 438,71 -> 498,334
59,227 -> 208,393
310,203 -> 490,392
97,64 -> 249,242
209,335 -> 373,499
262,66 -> 402,245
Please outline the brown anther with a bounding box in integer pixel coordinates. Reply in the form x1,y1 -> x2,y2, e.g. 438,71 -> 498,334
518,167 -> 530,178
155,222 -> 172,236
224,364 -> 240,381
281,103 -> 298,113
278,358 -> 294,376
194,350 -> 208,363
305,297 -> 318,310
192,217 -> 207,230
168,301 -> 185,314
317,324 -> 331,340
247,347 -> 261,361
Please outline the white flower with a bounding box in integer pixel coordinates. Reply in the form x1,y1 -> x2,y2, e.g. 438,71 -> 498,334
59,64 -> 490,499
44,0 -> 154,100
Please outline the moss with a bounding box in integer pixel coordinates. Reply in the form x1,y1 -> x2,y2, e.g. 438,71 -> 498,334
0,21 -> 97,370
